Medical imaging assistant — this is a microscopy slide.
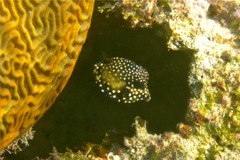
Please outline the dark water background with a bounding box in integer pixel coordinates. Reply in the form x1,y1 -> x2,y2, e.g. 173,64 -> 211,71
5,3 -> 192,160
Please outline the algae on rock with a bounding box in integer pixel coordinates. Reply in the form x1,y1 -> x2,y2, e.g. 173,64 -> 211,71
99,0 -> 240,159
33,0 -> 240,159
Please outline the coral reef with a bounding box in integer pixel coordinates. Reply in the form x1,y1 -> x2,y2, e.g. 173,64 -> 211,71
0,0 -> 94,152
2,0 -> 240,159
98,0 -> 168,28
43,147 -> 103,160
96,0 -> 240,159
45,0 -> 240,159
2,128 -> 34,155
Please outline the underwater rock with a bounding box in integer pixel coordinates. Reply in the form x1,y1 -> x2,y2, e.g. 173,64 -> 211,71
96,0 -> 240,159
93,57 -> 151,103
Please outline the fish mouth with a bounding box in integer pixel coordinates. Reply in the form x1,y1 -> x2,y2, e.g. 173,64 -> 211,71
145,89 -> 151,102
146,95 -> 151,102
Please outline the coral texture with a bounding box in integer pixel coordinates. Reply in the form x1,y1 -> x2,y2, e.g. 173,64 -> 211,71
97,0 -> 240,159
0,0 -> 94,151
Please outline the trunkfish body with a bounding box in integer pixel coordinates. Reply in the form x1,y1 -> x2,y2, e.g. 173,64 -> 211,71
93,57 -> 151,103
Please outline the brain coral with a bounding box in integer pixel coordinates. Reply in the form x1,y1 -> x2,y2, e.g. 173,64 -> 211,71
0,0 -> 94,150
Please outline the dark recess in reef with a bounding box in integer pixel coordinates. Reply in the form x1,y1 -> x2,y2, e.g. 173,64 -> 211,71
5,3 -> 193,159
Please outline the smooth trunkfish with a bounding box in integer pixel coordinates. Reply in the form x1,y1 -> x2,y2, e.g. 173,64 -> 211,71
93,57 -> 151,103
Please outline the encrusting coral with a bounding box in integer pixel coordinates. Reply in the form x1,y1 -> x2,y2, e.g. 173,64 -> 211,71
49,0 -> 240,159
98,0 -> 240,159
0,0 -> 94,153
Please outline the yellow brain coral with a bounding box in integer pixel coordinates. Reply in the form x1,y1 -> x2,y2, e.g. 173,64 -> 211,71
0,0 -> 94,150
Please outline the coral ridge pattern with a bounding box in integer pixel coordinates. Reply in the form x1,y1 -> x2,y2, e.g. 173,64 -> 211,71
0,0 -> 94,151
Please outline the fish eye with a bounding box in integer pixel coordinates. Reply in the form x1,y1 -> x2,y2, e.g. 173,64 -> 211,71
132,80 -> 146,89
